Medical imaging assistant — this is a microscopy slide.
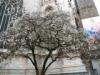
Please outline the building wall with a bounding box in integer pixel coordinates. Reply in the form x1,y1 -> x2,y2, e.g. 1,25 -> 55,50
0,55 -> 86,74
23,0 -> 72,15
92,59 -> 100,75
93,0 -> 100,15
76,0 -> 100,74
23,0 -> 41,14
0,0 -> 87,74
76,0 -> 98,19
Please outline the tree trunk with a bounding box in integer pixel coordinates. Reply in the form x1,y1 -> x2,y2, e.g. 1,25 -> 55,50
35,70 -> 46,75
41,71 -> 45,75
82,59 -> 93,70
36,70 -> 39,75
88,59 -> 93,70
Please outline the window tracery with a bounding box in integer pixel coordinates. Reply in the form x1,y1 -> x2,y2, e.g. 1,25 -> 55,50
0,0 -> 23,32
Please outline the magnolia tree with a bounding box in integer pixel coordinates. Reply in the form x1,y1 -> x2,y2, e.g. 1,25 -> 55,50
0,13 -> 90,75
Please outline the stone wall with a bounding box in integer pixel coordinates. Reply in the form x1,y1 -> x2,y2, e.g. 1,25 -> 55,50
0,55 -> 86,74
92,59 -> 100,75
0,0 -> 87,75
76,0 -> 98,19
23,0 -> 73,15
23,0 -> 41,14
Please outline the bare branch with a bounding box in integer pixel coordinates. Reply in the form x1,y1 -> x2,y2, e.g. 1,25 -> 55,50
44,49 -> 62,72
42,50 -> 52,73
22,54 -> 35,66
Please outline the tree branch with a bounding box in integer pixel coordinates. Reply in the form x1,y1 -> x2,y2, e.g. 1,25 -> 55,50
25,40 -> 39,71
31,47 -> 39,71
42,50 -> 52,73
44,49 -> 61,72
23,54 -> 35,66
